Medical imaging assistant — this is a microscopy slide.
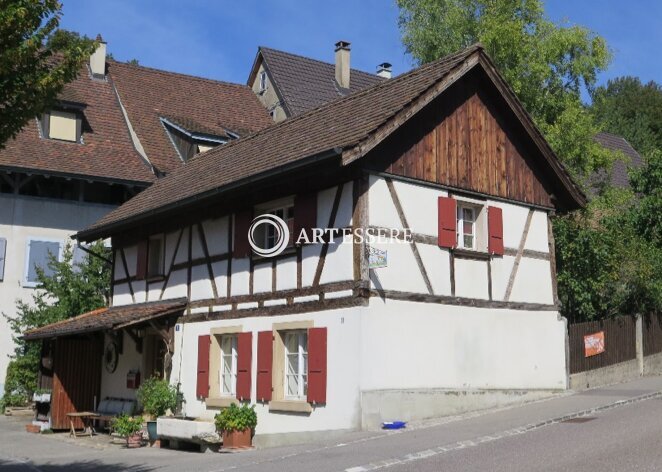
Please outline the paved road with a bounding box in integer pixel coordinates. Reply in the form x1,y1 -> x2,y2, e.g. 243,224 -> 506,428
1,376 -> 662,471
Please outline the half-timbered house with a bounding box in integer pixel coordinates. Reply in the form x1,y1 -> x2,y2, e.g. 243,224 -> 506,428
25,44 -> 585,444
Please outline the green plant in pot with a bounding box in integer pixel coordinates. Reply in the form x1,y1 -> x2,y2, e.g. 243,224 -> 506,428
112,414 -> 144,448
214,403 -> 258,449
136,377 -> 177,441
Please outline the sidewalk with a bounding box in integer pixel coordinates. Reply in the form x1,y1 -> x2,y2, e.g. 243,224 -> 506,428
1,376 -> 662,472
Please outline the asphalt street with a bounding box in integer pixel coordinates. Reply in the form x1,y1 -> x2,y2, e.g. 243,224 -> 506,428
1,376 -> 661,472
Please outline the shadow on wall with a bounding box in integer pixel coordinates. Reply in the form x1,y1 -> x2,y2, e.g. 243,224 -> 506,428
0,459 -> 155,471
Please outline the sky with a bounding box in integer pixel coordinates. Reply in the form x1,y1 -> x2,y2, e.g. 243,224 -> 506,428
59,0 -> 661,101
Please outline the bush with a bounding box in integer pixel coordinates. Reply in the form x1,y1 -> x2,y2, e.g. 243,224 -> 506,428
112,414 -> 144,437
136,377 -> 177,419
214,403 -> 257,433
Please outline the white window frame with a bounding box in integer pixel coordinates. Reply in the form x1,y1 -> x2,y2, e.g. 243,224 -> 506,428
258,71 -> 268,93
23,237 -> 63,288
147,235 -> 165,279
457,205 -> 476,250
220,334 -> 238,397
254,197 -> 294,252
284,330 -> 308,400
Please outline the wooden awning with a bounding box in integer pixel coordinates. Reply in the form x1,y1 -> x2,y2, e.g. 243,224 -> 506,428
23,298 -> 187,341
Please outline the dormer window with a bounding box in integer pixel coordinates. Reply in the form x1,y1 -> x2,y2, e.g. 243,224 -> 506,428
197,143 -> 215,154
259,71 -> 268,93
160,117 -> 232,162
42,109 -> 82,143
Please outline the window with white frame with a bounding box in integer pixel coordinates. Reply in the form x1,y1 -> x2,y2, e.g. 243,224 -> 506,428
147,235 -> 164,278
457,205 -> 476,249
284,331 -> 308,399
253,198 -> 294,253
220,334 -> 238,396
25,239 -> 62,286
258,71 -> 268,93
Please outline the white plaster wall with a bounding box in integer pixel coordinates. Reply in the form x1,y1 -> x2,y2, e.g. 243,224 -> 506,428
170,306 -> 363,435
99,331 -> 142,401
0,194 -> 115,393
361,298 -> 567,391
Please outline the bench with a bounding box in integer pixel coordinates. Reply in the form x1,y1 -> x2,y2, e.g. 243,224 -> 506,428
93,397 -> 136,429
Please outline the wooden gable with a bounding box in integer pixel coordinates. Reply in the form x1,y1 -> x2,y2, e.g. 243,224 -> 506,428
366,68 -> 557,209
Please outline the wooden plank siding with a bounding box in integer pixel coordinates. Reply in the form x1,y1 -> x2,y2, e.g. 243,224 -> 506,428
366,71 -> 554,208
51,337 -> 102,430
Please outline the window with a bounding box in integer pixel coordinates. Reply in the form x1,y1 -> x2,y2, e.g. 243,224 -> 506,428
252,199 -> 294,254
25,239 -> 61,286
258,71 -> 268,93
196,143 -> 215,154
284,331 -> 308,400
220,335 -> 238,396
45,110 -> 80,142
147,236 -> 164,278
457,205 -> 476,249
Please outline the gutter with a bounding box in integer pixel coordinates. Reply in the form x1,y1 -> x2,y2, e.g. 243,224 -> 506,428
75,147 -> 343,242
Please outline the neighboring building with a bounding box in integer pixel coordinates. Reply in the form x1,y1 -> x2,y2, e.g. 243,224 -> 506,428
26,44 -> 585,443
0,38 -> 271,395
594,131 -> 645,189
247,41 -> 388,121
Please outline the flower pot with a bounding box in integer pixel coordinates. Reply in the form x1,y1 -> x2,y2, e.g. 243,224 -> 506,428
146,421 -> 158,441
25,424 -> 41,434
126,433 -> 143,448
221,428 -> 252,449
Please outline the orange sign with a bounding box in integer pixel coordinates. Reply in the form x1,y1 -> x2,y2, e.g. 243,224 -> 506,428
584,331 -> 605,357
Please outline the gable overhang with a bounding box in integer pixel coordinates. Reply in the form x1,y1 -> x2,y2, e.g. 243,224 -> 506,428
247,48 -> 292,118
341,50 -> 586,211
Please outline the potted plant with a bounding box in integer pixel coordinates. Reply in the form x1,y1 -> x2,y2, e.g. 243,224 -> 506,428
112,414 -> 144,448
214,404 -> 257,449
136,377 -> 177,441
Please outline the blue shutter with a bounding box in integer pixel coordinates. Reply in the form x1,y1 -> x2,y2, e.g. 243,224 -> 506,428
27,241 -> 60,283
72,245 -> 87,272
0,238 -> 6,281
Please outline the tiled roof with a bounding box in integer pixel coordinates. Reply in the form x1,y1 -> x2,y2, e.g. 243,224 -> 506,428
108,61 -> 272,174
594,132 -> 644,189
0,66 -> 155,184
258,47 -> 385,116
79,44 -> 584,240
23,298 -> 187,340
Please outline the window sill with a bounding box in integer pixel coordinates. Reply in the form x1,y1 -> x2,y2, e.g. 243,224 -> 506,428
251,246 -> 297,262
268,400 -> 313,414
452,248 -> 491,260
206,397 -> 239,408
145,275 -> 165,283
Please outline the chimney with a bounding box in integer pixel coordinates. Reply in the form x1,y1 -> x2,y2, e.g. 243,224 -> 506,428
90,34 -> 107,78
335,41 -> 351,89
376,62 -> 392,79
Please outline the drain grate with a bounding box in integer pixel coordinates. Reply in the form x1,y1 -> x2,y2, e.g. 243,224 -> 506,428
562,417 -> 596,424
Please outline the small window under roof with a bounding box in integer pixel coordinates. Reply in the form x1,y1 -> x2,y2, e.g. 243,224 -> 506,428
48,110 -> 78,142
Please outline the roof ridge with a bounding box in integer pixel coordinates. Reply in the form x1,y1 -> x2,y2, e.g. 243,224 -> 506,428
259,46 -> 384,78
108,59 -> 250,89
188,43 -> 481,165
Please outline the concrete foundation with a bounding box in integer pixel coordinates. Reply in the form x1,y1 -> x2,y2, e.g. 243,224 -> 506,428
360,388 -> 562,430
569,359 -> 641,391
643,352 -> 662,376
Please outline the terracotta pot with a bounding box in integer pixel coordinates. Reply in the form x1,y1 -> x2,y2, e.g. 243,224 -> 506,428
126,433 -> 143,448
25,424 -> 41,434
222,428 -> 252,449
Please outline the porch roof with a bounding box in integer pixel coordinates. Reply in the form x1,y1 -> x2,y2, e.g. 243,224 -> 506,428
22,298 -> 187,341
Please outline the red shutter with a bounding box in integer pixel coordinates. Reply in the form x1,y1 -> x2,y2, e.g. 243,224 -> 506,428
307,327 -> 327,404
256,331 -> 273,402
135,241 -> 148,280
488,206 -> 504,255
294,193 -> 317,244
437,196 -> 457,249
196,335 -> 210,399
236,332 -> 252,401
233,209 -> 253,258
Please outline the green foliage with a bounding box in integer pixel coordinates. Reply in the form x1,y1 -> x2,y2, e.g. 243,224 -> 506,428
629,149 -> 662,247
591,76 -> 662,155
214,403 -> 258,433
2,241 -> 110,405
554,185 -> 662,322
136,377 -> 177,419
0,1 -> 97,147
112,414 -> 144,437
396,0 -> 613,180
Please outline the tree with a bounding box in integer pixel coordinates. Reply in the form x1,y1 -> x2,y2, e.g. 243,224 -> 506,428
591,77 -> 662,155
1,242 -> 110,409
397,0 -> 613,180
0,1 -> 97,147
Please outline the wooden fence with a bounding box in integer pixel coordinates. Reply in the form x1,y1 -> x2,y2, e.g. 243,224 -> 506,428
568,316 -> 637,374
643,314 -> 662,356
